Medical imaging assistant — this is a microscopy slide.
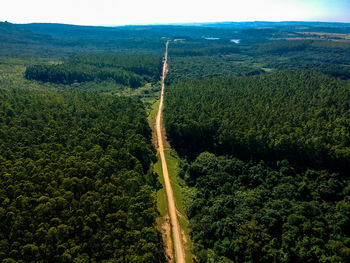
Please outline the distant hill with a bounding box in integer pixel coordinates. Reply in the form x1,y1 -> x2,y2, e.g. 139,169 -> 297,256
3,21 -> 350,42
0,21 -> 56,44
0,22 -> 165,58
1,21 -> 350,58
17,23 -> 234,39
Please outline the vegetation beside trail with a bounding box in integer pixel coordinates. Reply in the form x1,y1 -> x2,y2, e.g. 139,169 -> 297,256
0,47 -> 165,262
155,149 -> 194,263
0,85 -> 163,262
166,39 -> 350,86
180,152 -> 350,262
164,70 -> 350,262
164,150 -> 194,263
25,54 -> 162,88
2,20 -> 350,263
164,70 -> 350,173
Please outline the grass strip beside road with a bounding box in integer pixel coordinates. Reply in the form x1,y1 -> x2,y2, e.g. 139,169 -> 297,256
156,148 -> 193,263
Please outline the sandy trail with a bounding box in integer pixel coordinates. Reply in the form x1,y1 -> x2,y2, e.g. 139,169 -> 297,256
156,41 -> 186,263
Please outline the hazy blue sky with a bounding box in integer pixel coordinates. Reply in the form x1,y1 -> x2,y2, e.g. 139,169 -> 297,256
1,0 -> 350,25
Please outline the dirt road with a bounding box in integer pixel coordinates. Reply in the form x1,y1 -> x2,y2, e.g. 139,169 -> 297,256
156,41 -> 186,263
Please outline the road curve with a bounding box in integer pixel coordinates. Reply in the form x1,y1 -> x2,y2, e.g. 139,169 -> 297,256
157,41 -> 186,263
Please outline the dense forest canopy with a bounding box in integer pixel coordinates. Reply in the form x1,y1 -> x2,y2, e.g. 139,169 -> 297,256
164,69 -> 350,262
164,70 -> 350,172
0,89 -> 162,262
249,40 -> 350,80
67,54 -> 163,81
169,45 -> 241,57
25,54 -> 162,88
1,20 -> 350,263
166,39 -> 350,86
180,152 -> 350,262
165,54 -> 264,85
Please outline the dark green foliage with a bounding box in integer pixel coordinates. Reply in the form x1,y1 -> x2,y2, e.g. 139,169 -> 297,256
164,68 -> 350,262
253,40 -> 350,56
3,20 -> 350,263
25,63 -> 143,88
183,152 -> 350,262
0,88 -> 162,262
165,40 -> 262,85
250,40 -> 350,80
169,45 -> 240,57
166,39 -> 350,88
253,40 -> 313,54
164,70 -> 350,173
67,54 -> 163,82
25,54 -> 162,88
165,55 -> 264,85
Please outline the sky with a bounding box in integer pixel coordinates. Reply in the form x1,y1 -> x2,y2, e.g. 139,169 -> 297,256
1,0 -> 350,26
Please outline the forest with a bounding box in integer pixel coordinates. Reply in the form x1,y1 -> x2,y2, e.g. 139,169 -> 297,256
166,39 -> 350,85
164,70 -> 350,172
0,89 -> 162,262
25,54 -> 162,88
1,20 -> 350,263
250,40 -> 350,80
163,69 -> 350,261
180,152 -> 350,262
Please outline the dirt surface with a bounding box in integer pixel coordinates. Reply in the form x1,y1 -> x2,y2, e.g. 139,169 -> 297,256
163,215 -> 173,262
156,41 -> 186,263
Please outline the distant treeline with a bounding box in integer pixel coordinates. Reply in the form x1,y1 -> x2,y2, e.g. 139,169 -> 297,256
166,39 -> 350,85
25,64 -> 145,88
25,54 -> 162,88
0,22 -> 167,58
251,40 -> 350,80
67,54 -> 163,82
165,55 -> 264,85
169,45 -> 240,57
253,39 -> 350,55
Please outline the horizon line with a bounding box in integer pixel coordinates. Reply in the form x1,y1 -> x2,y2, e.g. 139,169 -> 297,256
2,20 -> 350,28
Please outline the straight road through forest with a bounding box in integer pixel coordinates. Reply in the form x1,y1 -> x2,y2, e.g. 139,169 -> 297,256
156,41 -> 186,263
